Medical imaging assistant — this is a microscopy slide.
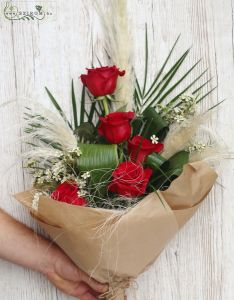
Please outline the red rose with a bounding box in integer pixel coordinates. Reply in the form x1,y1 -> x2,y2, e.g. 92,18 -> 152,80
81,66 -> 125,97
98,111 -> 135,144
108,161 -> 152,197
51,182 -> 87,206
128,135 -> 164,163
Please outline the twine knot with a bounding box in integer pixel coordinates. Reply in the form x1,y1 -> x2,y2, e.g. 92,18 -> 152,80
98,278 -> 132,300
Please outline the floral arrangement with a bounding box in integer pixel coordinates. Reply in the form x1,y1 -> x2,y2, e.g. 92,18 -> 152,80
14,1 -> 224,299
22,61 -> 220,209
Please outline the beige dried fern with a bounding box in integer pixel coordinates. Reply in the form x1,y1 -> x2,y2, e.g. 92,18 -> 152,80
161,113 -> 210,159
93,0 -> 135,110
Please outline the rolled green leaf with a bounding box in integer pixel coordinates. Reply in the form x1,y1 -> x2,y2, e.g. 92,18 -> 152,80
77,144 -> 119,201
78,143 -> 118,171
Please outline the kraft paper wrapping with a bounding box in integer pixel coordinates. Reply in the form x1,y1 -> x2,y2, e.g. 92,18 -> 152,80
14,161 -> 217,300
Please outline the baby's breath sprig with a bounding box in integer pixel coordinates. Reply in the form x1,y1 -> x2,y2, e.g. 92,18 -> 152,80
156,94 -> 197,124
26,146 -> 83,189
187,142 -> 208,154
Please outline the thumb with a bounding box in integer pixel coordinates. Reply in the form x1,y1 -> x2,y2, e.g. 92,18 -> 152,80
79,270 -> 108,294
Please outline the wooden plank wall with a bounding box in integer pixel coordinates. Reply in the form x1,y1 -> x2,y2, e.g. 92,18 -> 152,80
0,1 -> 233,299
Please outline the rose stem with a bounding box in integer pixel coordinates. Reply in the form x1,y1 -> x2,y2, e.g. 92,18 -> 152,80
102,97 -> 109,116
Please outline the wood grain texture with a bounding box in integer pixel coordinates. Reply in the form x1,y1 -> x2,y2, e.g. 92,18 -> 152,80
0,0 -> 233,299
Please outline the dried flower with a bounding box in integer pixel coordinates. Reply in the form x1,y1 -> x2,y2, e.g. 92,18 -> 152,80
187,143 -> 207,154
156,94 -> 197,124
81,172 -> 91,179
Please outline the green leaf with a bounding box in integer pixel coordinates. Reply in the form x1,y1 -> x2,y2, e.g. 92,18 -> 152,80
135,77 -> 143,99
80,85 -> 86,124
192,77 -> 214,95
45,87 -> 72,129
88,102 -> 97,123
149,151 -> 189,190
208,99 -> 226,111
144,35 -> 181,100
134,78 -> 143,112
78,143 -> 118,171
45,87 -> 63,114
150,168 -> 182,190
196,86 -> 217,104
143,48 -> 190,108
142,23 -> 148,96
168,69 -> 208,108
131,117 -> 145,137
142,107 -> 169,140
165,150 -> 189,170
77,144 -> 119,200
71,80 -> 78,129
96,55 -> 103,67
86,93 -> 103,120
156,59 -> 202,104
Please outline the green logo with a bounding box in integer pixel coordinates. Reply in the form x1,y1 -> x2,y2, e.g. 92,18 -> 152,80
3,1 -> 54,21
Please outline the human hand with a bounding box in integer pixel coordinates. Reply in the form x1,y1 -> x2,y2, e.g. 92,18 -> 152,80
41,245 -> 108,300
0,210 -> 108,299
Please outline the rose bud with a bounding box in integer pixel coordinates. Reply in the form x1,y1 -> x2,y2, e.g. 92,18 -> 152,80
98,111 -> 135,144
108,161 -> 153,197
128,135 -> 164,163
51,182 -> 87,206
81,66 -> 125,97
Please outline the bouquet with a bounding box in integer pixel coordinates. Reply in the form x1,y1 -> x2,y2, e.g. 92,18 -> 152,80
14,2 -> 223,299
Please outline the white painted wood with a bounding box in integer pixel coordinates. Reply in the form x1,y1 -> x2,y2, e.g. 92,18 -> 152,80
0,0 -> 234,299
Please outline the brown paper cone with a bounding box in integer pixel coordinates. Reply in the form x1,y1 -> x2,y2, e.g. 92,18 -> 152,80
14,161 -> 217,299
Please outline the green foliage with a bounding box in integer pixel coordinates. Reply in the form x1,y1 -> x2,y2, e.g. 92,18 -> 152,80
44,81 -> 104,143
145,152 -> 167,171
149,151 -> 189,190
80,85 -> 86,124
131,107 -> 169,141
45,87 -> 72,129
142,107 -> 169,140
71,79 -> 78,129
133,27 -> 215,116
77,144 -> 119,202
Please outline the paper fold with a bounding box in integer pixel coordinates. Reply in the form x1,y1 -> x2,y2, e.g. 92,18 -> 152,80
14,161 -> 217,299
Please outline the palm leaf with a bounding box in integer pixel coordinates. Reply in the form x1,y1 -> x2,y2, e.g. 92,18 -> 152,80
142,23 -> 148,96
196,86 -> 217,104
80,85 -> 86,124
96,55 -> 103,67
134,77 -> 143,111
86,93 -> 103,121
192,77 -> 214,95
45,87 -> 72,129
143,35 -> 181,100
208,99 -> 226,111
156,59 -> 202,105
142,48 -> 191,109
88,102 -> 97,124
167,69 -> 208,108
71,79 -> 78,129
